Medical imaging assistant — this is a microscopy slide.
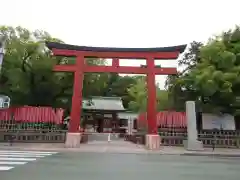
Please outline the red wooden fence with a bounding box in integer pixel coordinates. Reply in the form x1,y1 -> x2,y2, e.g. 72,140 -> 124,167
138,111 -> 187,128
0,106 -> 64,124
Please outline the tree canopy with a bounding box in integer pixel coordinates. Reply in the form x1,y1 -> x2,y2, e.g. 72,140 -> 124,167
127,76 -> 171,112
166,27 -> 240,115
2,25 -> 240,115
0,26 -> 141,113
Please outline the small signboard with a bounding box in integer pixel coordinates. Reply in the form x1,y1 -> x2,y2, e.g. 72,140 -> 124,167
0,95 -> 10,109
202,113 -> 235,130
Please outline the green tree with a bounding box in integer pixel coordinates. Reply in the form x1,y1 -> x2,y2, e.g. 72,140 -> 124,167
0,26 -> 108,109
127,76 -> 147,112
127,76 -> 170,112
0,26 -> 63,106
166,27 -> 240,115
165,41 -> 203,111
104,74 -> 137,108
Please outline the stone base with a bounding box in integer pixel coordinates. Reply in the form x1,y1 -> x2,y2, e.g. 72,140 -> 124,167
184,140 -> 204,151
145,134 -> 161,150
65,133 -> 82,148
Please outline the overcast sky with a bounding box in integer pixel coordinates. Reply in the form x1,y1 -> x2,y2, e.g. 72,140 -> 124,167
1,0 -> 240,89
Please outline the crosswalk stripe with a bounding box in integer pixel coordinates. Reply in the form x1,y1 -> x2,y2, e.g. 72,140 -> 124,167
0,157 -> 37,161
0,161 -> 27,165
0,152 -> 53,156
0,166 -> 14,171
0,150 -> 58,171
0,150 -> 57,154
0,154 -> 45,158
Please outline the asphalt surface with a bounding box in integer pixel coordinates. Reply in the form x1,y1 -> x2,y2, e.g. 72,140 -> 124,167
1,151 -> 240,180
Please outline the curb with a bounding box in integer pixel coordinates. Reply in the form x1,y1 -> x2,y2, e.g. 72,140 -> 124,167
181,153 -> 240,157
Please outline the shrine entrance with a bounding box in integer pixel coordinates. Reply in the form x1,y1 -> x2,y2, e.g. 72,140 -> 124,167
81,96 -> 126,134
46,42 -> 186,149
96,118 -> 103,133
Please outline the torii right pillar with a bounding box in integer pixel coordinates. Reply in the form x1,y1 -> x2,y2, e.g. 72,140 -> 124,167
145,56 -> 161,150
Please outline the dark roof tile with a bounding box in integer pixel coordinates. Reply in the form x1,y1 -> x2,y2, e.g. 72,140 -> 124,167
46,41 -> 187,53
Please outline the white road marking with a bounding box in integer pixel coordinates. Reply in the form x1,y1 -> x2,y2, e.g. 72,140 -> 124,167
0,154 -> 44,158
0,152 -> 53,156
0,151 -> 58,154
0,150 -> 58,171
0,161 -> 27,165
0,157 -> 37,161
0,166 -> 14,171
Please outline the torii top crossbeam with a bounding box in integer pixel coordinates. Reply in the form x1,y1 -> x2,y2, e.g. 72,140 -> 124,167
46,42 -> 186,58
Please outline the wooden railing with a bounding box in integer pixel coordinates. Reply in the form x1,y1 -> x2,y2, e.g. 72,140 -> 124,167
125,130 -> 240,148
0,130 -> 67,143
1,127 -> 240,148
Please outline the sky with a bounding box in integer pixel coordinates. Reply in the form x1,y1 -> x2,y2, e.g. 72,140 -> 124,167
1,0 -> 240,89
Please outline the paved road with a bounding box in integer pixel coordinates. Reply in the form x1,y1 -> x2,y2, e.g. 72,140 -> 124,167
1,150 -> 240,180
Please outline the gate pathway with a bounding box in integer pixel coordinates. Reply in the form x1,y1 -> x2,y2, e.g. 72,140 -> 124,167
82,140 -> 147,153
0,138 -> 147,154
87,133 -> 122,142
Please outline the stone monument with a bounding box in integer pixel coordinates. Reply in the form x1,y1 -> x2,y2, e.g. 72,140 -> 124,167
184,101 -> 203,151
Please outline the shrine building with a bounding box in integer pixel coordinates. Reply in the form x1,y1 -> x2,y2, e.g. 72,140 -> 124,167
64,96 -> 137,134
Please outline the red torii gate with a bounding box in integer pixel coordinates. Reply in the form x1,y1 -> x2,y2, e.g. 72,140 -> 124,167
46,42 -> 186,149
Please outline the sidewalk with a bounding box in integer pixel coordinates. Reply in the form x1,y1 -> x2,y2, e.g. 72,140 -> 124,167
161,146 -> 240,157
0,142 -> 240,157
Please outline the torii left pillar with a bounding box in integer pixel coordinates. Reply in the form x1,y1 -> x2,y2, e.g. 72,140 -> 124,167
65,55 -> 85,148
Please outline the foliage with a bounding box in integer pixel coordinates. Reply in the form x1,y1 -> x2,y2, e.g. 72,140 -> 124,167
0,26 -> 107,108
127,76 -> 171,112
103,74 -> 137,108
166,27 -> 240,115
4,25 -> 240,115
127,76 -> 147,112
0,26 -> 62,106
165,41 -> 203,111
0,26 -> 139,112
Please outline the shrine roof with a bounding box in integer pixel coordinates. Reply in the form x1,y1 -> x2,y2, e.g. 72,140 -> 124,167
82,96 -> 125,112
46,42 -> 187,53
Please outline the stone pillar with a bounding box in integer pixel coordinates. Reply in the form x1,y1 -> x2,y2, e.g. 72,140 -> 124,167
145,134 -> 161,150
127,118 -> 132,135
65,133 -> 82,148
184,101 -> 203,151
